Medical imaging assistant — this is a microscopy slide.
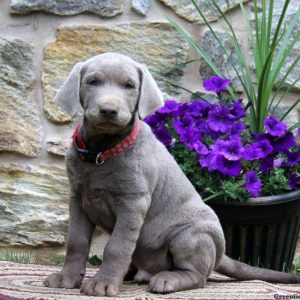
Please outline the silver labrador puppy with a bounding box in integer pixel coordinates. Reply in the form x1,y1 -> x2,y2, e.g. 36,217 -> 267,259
44,53 -> 300,296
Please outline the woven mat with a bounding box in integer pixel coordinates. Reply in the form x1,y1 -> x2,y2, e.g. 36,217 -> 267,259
0,261 -> 299,300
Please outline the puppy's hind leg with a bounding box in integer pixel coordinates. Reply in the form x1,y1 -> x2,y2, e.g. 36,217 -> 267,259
149,230 -> 216,294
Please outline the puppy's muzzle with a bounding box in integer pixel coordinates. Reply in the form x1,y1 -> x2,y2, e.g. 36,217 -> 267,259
99,103 -> 119,119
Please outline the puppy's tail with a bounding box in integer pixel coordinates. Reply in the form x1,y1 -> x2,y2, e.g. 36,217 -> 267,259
216,255 -> 300,283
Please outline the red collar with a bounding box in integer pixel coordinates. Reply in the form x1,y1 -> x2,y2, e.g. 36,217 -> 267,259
72,121 -> 142,165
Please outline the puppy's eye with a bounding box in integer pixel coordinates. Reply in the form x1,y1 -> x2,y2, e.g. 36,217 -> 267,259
87,78 -> 100,86
124,82 -> 135,89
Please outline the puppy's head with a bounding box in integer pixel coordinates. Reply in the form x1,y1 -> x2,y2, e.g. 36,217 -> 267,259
54,53 -> 164,134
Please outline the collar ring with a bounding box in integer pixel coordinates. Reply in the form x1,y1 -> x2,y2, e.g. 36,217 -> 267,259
96,152 -> 105,166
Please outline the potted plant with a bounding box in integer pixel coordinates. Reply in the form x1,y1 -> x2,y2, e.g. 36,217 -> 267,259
145,78 -> 300,272
149,0 -> 300,272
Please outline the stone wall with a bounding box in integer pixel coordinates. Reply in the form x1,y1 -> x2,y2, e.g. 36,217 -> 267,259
0,0 -> 299,256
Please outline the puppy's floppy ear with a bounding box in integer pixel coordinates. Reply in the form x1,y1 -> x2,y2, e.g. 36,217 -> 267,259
54,62 -> 84,117
138,64 -> 164,119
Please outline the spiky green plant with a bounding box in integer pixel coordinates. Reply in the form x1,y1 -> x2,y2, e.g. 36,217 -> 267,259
0,249 -> 102,267
0,250 -> 32,264
291,255 -> 300,275
167,0 -> 300,133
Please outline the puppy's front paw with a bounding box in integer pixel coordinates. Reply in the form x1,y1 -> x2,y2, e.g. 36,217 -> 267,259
44,271 -> 83,289
149,272 -> 179,294
80,277 -> 120,296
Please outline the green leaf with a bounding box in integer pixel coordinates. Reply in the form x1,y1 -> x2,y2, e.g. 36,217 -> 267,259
269,56 -> 300,116
288,122 -> 300,132
88,255 -> 102,266
222,180 -> 249,202
262,168 -> 290,195
279,96 -> 300,122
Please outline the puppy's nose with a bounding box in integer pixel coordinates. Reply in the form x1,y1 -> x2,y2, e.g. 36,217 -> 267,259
99,104 -> 118,118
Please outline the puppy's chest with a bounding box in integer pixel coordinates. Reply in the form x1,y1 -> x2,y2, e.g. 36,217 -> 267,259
71,162 -> 140,229
74,168 -> 120,231
81,184 -> 117,231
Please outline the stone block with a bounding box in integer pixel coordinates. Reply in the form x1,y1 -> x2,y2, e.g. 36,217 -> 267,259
0,164 -> 69,246
46,138 -> 70,157
0,38 -> 41,157
159,0 -> 249,23
131,0 -> 150,16
10,0 -> 123,18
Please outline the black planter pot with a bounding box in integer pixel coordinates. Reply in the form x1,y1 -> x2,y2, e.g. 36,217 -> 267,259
208,190 -> 300,272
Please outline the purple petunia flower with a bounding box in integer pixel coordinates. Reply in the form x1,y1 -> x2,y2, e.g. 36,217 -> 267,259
185,101 -> 211,118
253,132 -> 271,141
172,116 -> 196,135
243,139 -> 273,160
228,101 -> 245,120
260,157 -> 274,174
157,100 -> 180,115
255,139 -> 273,156
289,173 -> 299,189
285,151 -> 300,166
230,122 -> 245,137
272,132 -> 296,152
215,155 -> 242,176
274,158 -> 284,167
179,130 -> 201,150
203,76 -> 231,93
264,116 -> 287,137
243,146 -> 258,161
245,171 -> 262,197
207,105 -> 233,133
199,152 -> 219,172
211,138 -> 244,161
153,126 -> 173,147
144,114 -> 162,128
175,103 -> 188,117
199,153 -> 242,176
195,119 -> 212,135
193,140 -> 209,155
